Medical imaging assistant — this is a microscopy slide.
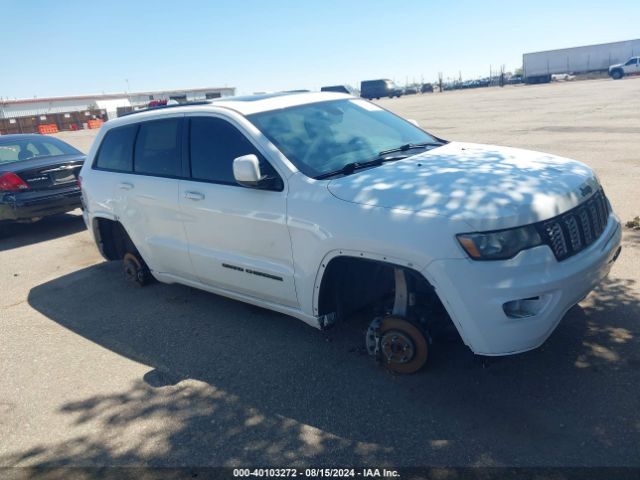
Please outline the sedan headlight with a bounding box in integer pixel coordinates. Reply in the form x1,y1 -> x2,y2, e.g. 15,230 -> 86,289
457,225 -> 542,260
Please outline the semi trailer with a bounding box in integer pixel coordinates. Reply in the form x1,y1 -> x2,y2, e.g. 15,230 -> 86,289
523,39 -> 640,84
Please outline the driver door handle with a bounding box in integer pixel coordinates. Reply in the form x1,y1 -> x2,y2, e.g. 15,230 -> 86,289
184,191 -> 205,201
118,182 -> 134,190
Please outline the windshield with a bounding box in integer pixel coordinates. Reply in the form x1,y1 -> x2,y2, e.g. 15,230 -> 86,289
0,137 -> 81,165
248,99 -> 439,178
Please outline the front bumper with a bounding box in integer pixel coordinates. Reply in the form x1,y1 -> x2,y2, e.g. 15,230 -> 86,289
424,213 -> 622,355
0,187 -> 82,222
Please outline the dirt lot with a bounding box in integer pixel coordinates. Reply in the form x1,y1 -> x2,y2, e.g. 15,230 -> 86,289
1,78 -> 639,469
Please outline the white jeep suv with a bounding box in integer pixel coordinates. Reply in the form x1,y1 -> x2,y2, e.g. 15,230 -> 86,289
80,92 -> 622,373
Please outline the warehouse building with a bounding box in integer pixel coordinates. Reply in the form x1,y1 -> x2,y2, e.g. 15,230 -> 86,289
0,86 -> 235,134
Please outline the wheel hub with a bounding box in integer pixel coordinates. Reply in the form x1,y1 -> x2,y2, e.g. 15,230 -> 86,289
123,258 -> 138,281
366,316 -> 429,374
381,330 -> 415,364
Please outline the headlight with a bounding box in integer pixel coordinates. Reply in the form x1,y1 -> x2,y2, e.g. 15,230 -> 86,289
457,225 -> 542,260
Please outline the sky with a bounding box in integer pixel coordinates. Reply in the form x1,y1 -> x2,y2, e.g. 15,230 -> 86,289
1,0 -> 639,99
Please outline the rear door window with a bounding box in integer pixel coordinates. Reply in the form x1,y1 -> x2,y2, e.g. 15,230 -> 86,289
94,125 -> 137,172
134,118 -> 182,177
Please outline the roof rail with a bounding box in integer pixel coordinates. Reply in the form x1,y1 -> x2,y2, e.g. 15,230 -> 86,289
120,101 -> 211,117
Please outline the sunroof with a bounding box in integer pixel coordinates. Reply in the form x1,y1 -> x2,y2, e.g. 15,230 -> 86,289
213,91 -> 308,102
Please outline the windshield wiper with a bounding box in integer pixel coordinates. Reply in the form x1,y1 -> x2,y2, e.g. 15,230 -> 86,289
313,141 -> 447,180
314,155 -> 407,180
378,141 -> 445,156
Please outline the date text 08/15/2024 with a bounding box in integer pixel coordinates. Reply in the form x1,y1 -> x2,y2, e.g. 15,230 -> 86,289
232,468 -> 400,478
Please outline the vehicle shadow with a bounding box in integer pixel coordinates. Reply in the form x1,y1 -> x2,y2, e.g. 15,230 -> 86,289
0,210 -> 85,252
11,261 -> 640,468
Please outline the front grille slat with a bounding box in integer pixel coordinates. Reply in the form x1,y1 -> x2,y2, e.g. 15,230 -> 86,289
579,208 -> 593,244
563,215 -> 582,251
545,222 -> 567,258
539,188 -> 609,261
596,195 -> 608,233
589,202 -> 602,235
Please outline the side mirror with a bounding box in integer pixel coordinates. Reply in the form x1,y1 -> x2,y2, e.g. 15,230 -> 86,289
233,154 -> 262,187
407,119 -> 420,127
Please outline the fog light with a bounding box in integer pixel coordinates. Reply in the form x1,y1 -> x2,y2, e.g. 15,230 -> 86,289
503,296 -> 543,318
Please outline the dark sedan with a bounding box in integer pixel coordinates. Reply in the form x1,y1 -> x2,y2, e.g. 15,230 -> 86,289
0,134 -> 85,223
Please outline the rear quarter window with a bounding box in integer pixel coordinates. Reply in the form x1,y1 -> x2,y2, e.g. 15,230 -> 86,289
94,125 -> 138,172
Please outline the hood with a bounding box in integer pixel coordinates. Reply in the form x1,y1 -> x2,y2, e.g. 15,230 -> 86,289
609,63 -> 624,70
327,142 -> 599,230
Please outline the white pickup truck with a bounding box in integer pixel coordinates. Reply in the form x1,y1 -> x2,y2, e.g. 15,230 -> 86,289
609,57 -> 640,79
80,92 -> 622,373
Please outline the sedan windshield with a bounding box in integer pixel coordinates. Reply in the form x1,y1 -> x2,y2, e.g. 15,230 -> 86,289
248,99 -> 441,178
0,137 -> 81,165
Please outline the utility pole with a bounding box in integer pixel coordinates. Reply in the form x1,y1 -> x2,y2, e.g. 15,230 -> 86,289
125,79 -> 132,105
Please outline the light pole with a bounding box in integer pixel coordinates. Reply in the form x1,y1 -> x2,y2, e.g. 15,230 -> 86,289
125,79 -> 132,106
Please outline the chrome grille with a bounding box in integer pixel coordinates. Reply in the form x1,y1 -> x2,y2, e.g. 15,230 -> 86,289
538,189 -> 610,261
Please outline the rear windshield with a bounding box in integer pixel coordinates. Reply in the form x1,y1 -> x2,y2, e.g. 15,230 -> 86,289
0,137 -> 81,165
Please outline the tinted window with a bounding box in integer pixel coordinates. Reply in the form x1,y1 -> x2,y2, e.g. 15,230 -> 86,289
321,86 -> 349,93
95,125 -> 137,172
190,117 -> 277,185
134,119 -> 182,177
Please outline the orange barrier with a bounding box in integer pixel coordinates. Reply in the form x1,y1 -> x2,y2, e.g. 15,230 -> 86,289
37,124 -> 59,134
87,119 -> 104,129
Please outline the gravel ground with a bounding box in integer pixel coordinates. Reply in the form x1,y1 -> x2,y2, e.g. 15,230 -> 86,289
1,77 -> 638,469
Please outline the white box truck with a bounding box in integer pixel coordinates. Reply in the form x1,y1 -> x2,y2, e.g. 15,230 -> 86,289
523,39 -> 640,83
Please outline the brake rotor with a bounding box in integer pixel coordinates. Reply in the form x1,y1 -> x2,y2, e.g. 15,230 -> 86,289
123,252 -> 144,284
378,316 -> 428,374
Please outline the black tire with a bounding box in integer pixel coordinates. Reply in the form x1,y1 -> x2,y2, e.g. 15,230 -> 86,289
611,69 -> 623,80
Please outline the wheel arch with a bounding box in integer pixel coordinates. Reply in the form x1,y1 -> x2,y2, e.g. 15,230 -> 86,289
313,249 -> 441,322
92,216 -> 142,262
